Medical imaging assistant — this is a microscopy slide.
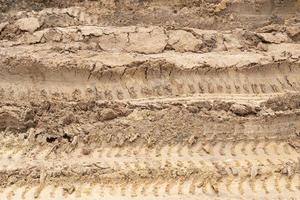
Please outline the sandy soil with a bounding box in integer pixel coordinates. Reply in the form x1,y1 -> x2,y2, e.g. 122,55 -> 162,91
0,0 -> 300,199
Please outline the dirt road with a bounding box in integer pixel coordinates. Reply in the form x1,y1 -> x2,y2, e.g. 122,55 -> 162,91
0,0 -> 300,199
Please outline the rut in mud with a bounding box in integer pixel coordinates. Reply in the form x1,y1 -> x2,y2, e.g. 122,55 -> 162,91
0,0 -> 300,199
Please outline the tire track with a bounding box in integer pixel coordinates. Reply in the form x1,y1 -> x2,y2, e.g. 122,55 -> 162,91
0,57 -> 299,102
0,140 -> 298,169
2,174 -> 300,199
0,140 -> 299,199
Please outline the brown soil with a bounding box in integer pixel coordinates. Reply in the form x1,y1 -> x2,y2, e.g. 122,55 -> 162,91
0,0 -> 300,199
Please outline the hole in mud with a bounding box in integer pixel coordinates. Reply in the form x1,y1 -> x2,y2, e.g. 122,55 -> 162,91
63,133 -> 72,142
46,136 -> 57,143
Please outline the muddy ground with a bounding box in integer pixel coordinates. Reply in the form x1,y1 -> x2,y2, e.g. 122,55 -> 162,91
0,0 -> 300,199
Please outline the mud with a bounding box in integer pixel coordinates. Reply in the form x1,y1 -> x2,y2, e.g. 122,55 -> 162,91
0,0 -> 300,199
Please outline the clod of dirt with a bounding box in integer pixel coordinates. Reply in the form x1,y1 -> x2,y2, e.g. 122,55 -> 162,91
24,109 -> 35,121
15,17 -> 41,32
19,31 -> 45,44
168,30 -> 202,52
81,147 -> 91,155
213,101 -> 233,111
186,105 -> 200,113
192,102 -> 213,111
0,22 -> 8,33
60,113 -> 76,125
288,139 -> 300,150
286,26 -> 300,41
250,166 -> 259,179
230,103 -> 254,116
0,111 -> 25,131
126,27 -> 167,54
257,42 -> 268,51
39,101 -> 51,112
43,29 -> 62,42
256,32 -> 290,44
98,108 -> 118,121
188,135 -> 198,145
62,185 -> 75,194
79,26 -> 103,37
262,93 -> 300,111
214,0 -> 230,13
71,135 -> 79,147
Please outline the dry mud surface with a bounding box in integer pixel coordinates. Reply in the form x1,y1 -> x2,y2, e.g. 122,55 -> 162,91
0,0 -> 300,199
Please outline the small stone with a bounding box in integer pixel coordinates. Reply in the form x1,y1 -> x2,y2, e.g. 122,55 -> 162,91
15,17 -> 41,32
